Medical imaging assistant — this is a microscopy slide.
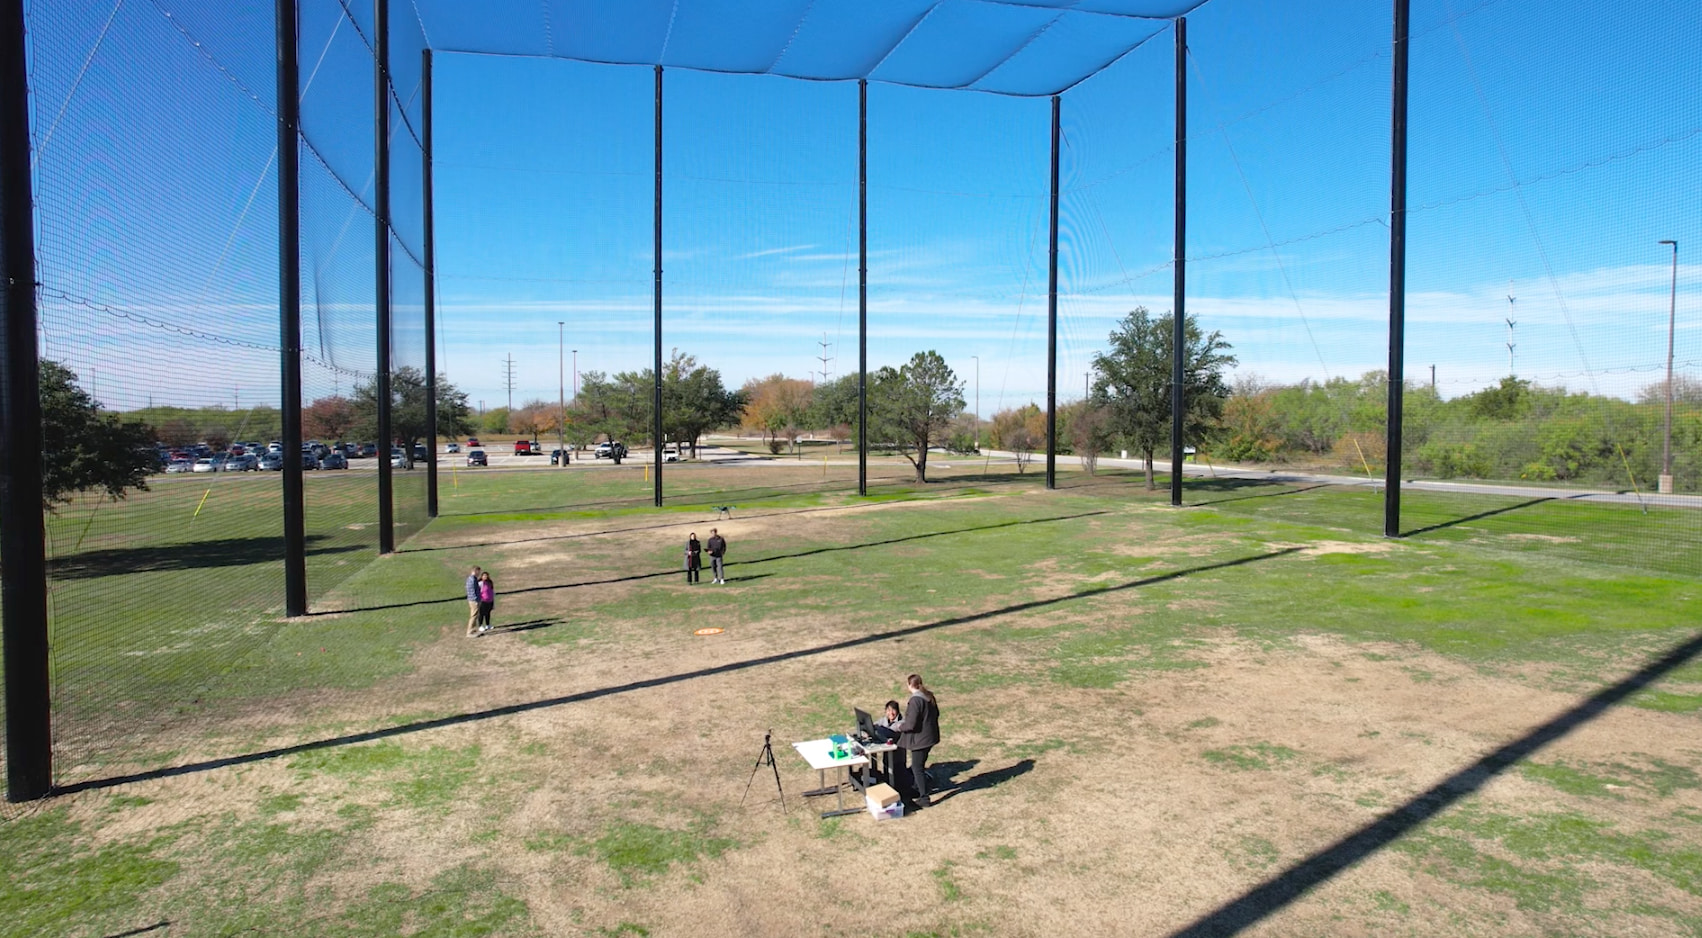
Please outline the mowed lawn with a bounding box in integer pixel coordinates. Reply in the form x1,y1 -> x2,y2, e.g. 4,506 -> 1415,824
5,459 -> 1702,937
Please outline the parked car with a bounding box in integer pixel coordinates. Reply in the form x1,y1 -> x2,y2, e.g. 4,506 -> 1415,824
320,452 -> 347,469
550,449 -> 570,466
301,451 -> 319,470
225,454 -> 259,471
390,448 -> 407,469
594,441 -> 627,459
166,459 -> 194,473
466,449 -> 487,467
358,442 -> 377,458
258,452 -> 284,471
514,440 -> 535,455
467,438 -> 481,448
445,442 -> 461,453
662,443 -> 680,462
192,457 -> 219,473
413,443 -> 428,462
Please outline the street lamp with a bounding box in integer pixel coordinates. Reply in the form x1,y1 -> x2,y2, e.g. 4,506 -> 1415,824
1659,240 -> 1678,495
558,322 -> 567,469
971,355 -> 980,452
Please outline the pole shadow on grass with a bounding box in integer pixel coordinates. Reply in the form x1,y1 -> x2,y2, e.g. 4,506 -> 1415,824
925,758 -> 1036,805
59,547 -> 1299,796
1184,481 -> 1332,506
431,470 -> 928,522
1400,496 -> 1555,538
1167,628 -> 1702,938
49,535 -> 364,580
314,509 -> 1112,617
100,923 -> 170,938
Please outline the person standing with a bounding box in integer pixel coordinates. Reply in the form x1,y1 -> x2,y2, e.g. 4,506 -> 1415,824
685,532 -> 702,584
464,566 -> 483,637
893,674 -> 941,809
706,528 -> 727,584
476,571 -> 495,633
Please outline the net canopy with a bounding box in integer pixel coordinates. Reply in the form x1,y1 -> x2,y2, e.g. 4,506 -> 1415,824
412,0 -> 1200,96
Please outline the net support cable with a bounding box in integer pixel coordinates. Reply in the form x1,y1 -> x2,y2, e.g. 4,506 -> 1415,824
422,47 -> 438,518
279,0 -> 308,616
1169,15 -> 1186,507
1384,0 -> 1410,537
1,0 -> 51,802
376,0 -> 396,553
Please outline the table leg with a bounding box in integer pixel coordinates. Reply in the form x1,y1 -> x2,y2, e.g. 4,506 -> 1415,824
802,768 -> 838,798
818,765 -> 863,819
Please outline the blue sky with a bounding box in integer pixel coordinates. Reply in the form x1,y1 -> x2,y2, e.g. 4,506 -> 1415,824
24,0 -> 1701,415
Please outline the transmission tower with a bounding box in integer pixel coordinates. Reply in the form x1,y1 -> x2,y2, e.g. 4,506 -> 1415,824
1505,288 -> 1517,377
816,334 -> 833,385
503,354 -> 517,411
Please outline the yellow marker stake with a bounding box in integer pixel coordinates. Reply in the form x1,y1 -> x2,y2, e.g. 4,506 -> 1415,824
192,488 -> 212,522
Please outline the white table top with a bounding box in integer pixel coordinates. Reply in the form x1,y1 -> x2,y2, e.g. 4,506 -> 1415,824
792,737 -> 870,771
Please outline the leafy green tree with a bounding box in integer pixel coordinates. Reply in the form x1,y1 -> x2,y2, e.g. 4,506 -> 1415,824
351,367 -> 472,466
1092,308 -> 1235,489
40,360 -> 158,511
990,403 -> 1043,473
660,351 -> 744,457
868,351 -> 965,483
479,406 -> 511,437
570,370 -> 648,462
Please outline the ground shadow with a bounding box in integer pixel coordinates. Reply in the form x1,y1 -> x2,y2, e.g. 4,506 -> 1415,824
100,923 -> 170,938
50,535 -> 364,580
316,509 -> 1112,617
60,547 -> 1298,795
1167,629 -> 1702,938
926,758 -> 1036,805
482,618 -> 563,635
1401,496 -> 1554,537
1187,482 -> 1333,507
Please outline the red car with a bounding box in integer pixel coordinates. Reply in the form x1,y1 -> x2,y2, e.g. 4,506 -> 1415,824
467,438 -> 480,448
514,440 -> 534,455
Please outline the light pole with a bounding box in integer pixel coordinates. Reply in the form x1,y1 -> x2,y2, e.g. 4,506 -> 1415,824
572,350 -> 578,400
1659,239 -> 1678,494
558,322 -> 566,469
971,355 -> 980,452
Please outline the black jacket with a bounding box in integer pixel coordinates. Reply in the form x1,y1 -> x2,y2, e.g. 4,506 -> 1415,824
706,535 -> 726,558
895,691 -> 940,750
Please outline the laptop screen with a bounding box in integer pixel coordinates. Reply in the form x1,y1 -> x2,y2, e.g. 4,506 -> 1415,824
854,707 -> 877,739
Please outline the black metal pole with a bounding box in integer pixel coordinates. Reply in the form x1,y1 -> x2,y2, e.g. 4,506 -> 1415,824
1385,0 -> 1409,537
1170,17 -> 1187,507
0,0 -> 51,802
422,48 -> 438,518
858,79 -> 868,497
653,65 -> 664,508
1045,94 -> 1060,490
374,0 -> 394,552
278,0 -> 307,616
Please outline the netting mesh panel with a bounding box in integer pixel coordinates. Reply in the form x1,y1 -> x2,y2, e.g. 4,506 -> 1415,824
867,84 -> 1051,456
1403,0 -> 1700,563
29,0 -> 286,779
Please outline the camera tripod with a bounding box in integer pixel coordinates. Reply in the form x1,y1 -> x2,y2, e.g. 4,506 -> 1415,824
739,730 -> 787,814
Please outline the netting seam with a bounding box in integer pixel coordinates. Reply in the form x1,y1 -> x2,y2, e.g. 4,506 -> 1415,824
146,0 -> 274,118
965,12 -> 1066,91
763,0 -> 819,73
30,0 -> 125,172
301,131 -> 438,273
539,0 -> 554,57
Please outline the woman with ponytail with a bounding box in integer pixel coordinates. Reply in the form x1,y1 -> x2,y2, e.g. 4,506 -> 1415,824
893,673 -> 941,809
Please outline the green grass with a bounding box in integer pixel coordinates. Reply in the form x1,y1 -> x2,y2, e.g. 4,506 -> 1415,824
584,821 -> 738,884
1202,743 -> 1300,772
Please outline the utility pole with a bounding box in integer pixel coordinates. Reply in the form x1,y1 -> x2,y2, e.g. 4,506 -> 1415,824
816,333 -> 833,385
1429,364 -> 1435,391
571,350 -> 578,400
558,322 -> 566,469
971,355 -> 979,452
1659,239 -> 1678,495
503,353 -> 516,411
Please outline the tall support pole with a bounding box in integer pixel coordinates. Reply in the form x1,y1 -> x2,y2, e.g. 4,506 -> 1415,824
1170,17 -> 1187,507
278,0 -> 308,616
858,79 -> 868,496
422,48 -> 438,518
1659,240 -> 1678,495
652,65 -> 664,507
374,0 -> 394,552
1045,94 -> 1060,490
0,0 -> 52,801
1384,0 -> 1410,538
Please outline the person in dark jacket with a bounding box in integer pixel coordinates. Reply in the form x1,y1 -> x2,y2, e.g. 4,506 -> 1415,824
464,566 -> 483,637
685,532 -> 702,584
893,673 -> 941,808
706,528 -> 727,584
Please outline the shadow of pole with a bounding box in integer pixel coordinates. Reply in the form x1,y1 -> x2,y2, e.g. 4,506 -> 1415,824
1168,629 -> 1702,938
59,547 -> 1300,796
1401,496 -> 1554,538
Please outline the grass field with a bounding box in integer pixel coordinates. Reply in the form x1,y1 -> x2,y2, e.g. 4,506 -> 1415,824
6,457 -> 1702,936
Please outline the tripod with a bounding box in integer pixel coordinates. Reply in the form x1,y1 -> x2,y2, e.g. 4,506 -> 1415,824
739,730 -> 787,814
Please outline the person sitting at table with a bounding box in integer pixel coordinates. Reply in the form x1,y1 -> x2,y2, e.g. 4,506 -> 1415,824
874,700 -> 902,741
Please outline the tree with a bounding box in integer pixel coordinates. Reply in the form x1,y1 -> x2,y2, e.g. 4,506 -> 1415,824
351,367 -> 472,466
302,395 -> 357,441
40,360 -> 158,511
661,350 -> 744,458
1093,308 -> 1235,489
1064,400 -> 1113,474
868,351 -> 965,483
741,374 -> 813,455
570,370 -> 647,462
479,406 -> 511,437
990,403 -> 1043,473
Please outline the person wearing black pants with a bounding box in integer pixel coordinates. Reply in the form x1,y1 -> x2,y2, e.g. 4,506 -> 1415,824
685,532 -> 702,583
894,673 -> 941,810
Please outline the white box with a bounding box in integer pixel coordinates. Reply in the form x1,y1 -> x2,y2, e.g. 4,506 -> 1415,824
867,795 -> 904,820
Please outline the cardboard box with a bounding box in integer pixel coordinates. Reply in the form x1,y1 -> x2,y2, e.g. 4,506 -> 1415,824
867,796 -> 904,821
865,783 -> 900,808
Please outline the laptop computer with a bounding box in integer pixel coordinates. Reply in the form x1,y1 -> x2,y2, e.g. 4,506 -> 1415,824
854,706 -> 879,743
